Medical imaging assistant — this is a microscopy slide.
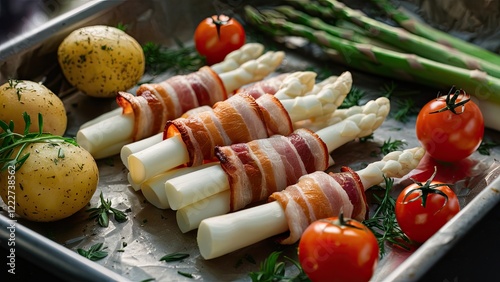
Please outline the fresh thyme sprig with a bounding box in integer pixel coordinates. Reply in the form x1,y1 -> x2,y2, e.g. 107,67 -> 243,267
363,177 -> 411,256
77,242 -> 108,261
143,40 -> 205,75
248,251 -> 309,282
87,192 -> 128,227
0,112 -> 77,172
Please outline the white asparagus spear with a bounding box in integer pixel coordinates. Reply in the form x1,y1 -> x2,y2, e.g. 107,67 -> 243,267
120,133 -> 163,169
173,97 -> 390,232
210,43 -> 264,73
197,146 -> 425,259
294,96 -> 390,131
76,48 -> 283,159
127,71 -> 349,184
140,162 -> 219,209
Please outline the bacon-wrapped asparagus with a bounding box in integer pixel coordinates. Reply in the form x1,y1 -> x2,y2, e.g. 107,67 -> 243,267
127,71 -> 352,184
172,97 -> 390,232
197,147 -> 425,259
76,44 -> 283,159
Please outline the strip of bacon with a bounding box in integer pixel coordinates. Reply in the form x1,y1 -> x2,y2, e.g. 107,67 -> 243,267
215,128 -> 329,211
268,167 -> 367,244
235,73 -> 290,99
118,66 -> 227,142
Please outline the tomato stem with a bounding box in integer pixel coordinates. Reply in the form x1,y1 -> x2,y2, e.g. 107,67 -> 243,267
320,212 -> 363,230
429,86 -> 471,115
403,166 -> 451,209
210,14 -> 232,40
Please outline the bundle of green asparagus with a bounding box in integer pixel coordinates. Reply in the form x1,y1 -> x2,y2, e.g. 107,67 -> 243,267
243,0 -> 500,131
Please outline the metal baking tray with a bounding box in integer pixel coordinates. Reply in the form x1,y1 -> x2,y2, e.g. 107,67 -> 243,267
1,0 -> 499,281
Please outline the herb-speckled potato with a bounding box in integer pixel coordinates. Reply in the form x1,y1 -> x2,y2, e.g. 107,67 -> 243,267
58,25 -> 145,98
0,142 -> 99,222
0,80 -> 67,135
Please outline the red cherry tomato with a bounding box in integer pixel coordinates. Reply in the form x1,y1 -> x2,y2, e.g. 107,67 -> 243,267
395,170 -> 460,244
194,14 -> 245,65
298,215 -> 379,282
415,87 -> 484,162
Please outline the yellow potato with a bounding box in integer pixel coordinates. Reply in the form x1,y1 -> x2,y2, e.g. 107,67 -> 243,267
0,142 -> 99,222
0,80 -> 67,135
58,25 -> 145,98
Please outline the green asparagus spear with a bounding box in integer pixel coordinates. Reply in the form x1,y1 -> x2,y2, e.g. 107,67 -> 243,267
370,0 -> 500,65
310,0 -> 500,78
273,5 -> 403,52
244,5 -> 500,106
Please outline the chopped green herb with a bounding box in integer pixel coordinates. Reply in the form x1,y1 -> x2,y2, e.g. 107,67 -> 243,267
248,251 -> 308,282
359,133 -> 374,143
87,192 -> 128,227
235,253 -> 257,268
142,41 -> 205,75
339,86 -> 365,109
6,79 -> 24,100
177,271 -> 194,278
116,23 -> 127,31
392,98 -> 418,123
159,252 -> 190,262
380,81 -> 398,98
477,140 -> 499,155
379,138 -> 407,155
77,242 -> 108,261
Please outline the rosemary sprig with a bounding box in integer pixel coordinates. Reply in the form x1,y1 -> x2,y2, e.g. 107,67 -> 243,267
380,81 -> 398,98
0,112 -> 77,172
363,177 -> 411,256
87,192 -> 128,227
248,251 -> 308,282
77,242 -> 108,261
379,138 -> 407,155
339,86 -> 365,109
392,98 -> 418,123
380,82 -> 420,122
143,40 -> 205,75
